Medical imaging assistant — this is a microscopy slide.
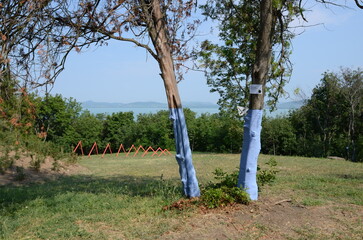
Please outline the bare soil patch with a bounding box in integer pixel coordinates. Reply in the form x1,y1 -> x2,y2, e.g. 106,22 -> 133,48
160,196 -> 363,240
0,152 -> 89,186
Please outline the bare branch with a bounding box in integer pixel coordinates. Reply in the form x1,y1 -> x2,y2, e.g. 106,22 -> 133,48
354,0 -> 363,9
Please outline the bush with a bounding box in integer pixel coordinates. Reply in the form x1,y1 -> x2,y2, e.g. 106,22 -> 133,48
200,168 -> 250,208
200,159 -> 278,208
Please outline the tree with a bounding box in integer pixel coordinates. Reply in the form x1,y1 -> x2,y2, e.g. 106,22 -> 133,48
102,111 -> 135,150
200,0 -> 299,200
199,0 -> 294,118
0,0 -> 68,89
34,94 -> 82,146
339,68 -> 363,161
200,0 -> 363,199
134,110 -> 174,149
51,0 -> 201,197
289,68 -> 363,161
261,116 -> 296,156
72,110 -> 103,152
0,0 -> 59,137
306,72 -> 345,156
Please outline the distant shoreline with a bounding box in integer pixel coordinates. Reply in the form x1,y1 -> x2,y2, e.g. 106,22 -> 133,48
83,107 -> 294,118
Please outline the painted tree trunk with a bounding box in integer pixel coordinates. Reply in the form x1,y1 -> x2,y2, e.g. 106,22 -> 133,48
170,108 -> 200,197
238,109 -> 262,200
144,0 -> 200,197
238,0 -> 273,200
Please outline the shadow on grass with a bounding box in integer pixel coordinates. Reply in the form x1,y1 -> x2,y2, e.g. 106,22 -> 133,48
0,174 -> 183,210
335,173 -> 363,180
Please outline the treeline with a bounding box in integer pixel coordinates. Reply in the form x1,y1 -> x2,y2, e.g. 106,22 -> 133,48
263,69 -> 363,162
1,69 -> 362,161
35,99 -> 245,154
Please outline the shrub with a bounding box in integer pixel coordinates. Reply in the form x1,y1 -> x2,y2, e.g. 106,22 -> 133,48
200,159 -> 278,208
200,168 -> 250,208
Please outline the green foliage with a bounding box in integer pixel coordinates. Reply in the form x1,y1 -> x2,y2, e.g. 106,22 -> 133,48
14,166 -> 26,181
0,148 -> 14,174
198,0 -> 299,117
102,111 -> 135,150
200,158 -> 278,208
65,153 -> 79,164
261,116 -> 296,156
34,94 -> 82,148
71,110 -> 103,152
29,153 -> 44,171
288,68 -> 363,161
0,121 -> 17,173
133,110 -> 174,150
51,159 -> 61,172
200,168 -> 250,208
2,68 -> 358,161
192,113 -> 243,153
202,186 -> 249,209
257,157 -> 279,189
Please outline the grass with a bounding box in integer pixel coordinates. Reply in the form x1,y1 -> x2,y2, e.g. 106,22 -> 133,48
0,153 -> 362,239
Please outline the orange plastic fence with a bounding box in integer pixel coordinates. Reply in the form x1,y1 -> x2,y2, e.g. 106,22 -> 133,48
73,141 -> 84,156
74,141 -> 170,158
126,144 -> 137,157
142,146 -> 156,157
133,145 -> 146,157
159,148 -> 172,156
102,143 -> 112,158
116,144 -> 126,157
152,147 -> 163,157
88,142 -> 99,157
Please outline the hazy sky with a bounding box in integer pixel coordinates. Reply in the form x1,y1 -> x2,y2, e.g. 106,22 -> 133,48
49,2 -> 363,104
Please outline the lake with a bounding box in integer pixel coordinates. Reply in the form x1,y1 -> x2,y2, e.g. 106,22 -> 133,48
84,107 -> 292,118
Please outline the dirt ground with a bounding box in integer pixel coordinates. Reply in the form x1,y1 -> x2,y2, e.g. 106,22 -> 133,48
0,152 -> 88,186
160,197 -> 363,240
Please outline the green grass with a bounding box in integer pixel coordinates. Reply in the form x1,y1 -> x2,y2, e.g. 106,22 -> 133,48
266,155 -> 363,206
0,153 -> 362,239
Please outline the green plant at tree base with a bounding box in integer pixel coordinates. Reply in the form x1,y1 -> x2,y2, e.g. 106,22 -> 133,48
200,158 -> 278,208
200,169 -> 249,208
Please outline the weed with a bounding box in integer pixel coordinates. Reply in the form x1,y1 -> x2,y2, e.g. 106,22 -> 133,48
14,166 -> 26,181
200,168 -> 250,208
65,153 -> 79,164
0,148 -> 14,174
51,159 -> 61,172
257,157 -> 279,189
29,154 -> 45,171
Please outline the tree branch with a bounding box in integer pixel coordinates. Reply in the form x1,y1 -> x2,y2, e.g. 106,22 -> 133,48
354,0 -> 363,9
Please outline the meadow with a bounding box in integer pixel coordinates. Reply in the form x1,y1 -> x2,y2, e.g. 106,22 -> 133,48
0,153 -> 362,239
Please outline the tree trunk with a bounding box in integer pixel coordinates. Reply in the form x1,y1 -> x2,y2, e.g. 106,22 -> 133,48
144,0 -> 200,197
238,0 -> 273,200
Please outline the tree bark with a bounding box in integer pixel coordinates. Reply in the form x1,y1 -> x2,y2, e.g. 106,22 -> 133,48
143,0 -> 200,197
238,0 -> 273,200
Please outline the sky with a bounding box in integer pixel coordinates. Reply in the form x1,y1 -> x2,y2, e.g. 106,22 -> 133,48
49,1 -> 363,104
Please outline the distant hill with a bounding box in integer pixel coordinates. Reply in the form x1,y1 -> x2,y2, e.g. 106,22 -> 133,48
81,101 -> 218,109
82,100 -> 304,110
276,100 -> 305,109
